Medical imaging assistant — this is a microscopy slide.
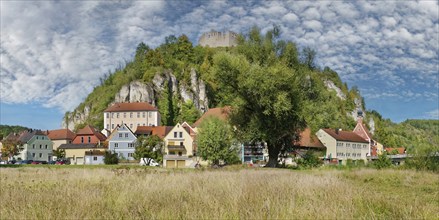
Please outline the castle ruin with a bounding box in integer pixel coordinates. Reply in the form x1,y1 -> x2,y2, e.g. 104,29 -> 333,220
198,30 -> 238,48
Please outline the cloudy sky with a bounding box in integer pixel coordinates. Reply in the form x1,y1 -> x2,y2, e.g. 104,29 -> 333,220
1,0 -> 438,129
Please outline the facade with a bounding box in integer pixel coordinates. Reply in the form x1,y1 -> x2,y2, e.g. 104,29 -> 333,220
104,102 -> 160,132
16,130 -> 53,161
108,124 -> 137,160
198,30 -> 238,48
316,129 -> 369,164
47,129 -> 76,151
163,123 -> 196,168
72,125 -> 107,145
59,143 -> 106,165
84,150 -> 105,165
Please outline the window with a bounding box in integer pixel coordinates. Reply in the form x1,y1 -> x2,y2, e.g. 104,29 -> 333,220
112,113 -> 114,118
119,133 -> 122,138
114,143 -> 119,148
106,113 -> 109,118
148,112 -> 152,117
106,124 -> 109,129
137,123 -> 140,127
363,144 -> 367,149
180,142 -> 183,146
130,124 -> 133,129
45,145 -> 48,149
125,133 -> 128,138
123,113 -> 126,118
39,153 -> 42,157
32,153 -> 36,158
142,112 -> 146,118
36,136 -> 39,139
32,144 -> 35,149
143,123 -> 145,126
88,137 -> 91,143
352,144 -> 356,148
117,113 -> 119,118
93,156 -> 97,161
130,113 -> 133,118
128,153 -> 133,158
112,124 -> 115,129
137,112 -> 140,118
40,145 -> 42,149
174,132 -> 177,138
128,143 -> 134,148
179,132 -> 183,138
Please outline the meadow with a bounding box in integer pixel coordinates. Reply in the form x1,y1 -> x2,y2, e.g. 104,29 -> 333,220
0,166 -> 438,219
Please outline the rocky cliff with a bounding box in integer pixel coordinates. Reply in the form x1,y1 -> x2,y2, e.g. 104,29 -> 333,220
63,68 -> 208,130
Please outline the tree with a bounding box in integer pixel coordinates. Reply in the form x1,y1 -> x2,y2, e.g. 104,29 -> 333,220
211,50 -> 306,167
301,47 -> 317,69
53,148 -> 66,159
104,151 -> 119,165
297,150 -> 323,168
1,139 -> 20,160
134,135 -> 164,165
177,100 -> 201,124
197,117 -> 239,167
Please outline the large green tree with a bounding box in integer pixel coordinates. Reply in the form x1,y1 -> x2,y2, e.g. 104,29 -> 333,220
211,27 -> 307,167
1,139 -> 20,160
177,100 -> 201,124
134,135 -> 164,165
197,117 -> 239,166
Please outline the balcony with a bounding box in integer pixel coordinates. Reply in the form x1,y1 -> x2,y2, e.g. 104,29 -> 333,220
167,145 -> 186,151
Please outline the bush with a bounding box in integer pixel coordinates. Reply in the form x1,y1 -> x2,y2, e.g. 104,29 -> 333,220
104,151 -> 119,165
405,146 -> 439,172
297,151 -> 323,169
373,153 -> 392,169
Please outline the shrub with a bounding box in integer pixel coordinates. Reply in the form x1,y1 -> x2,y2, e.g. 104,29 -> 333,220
104,151 -> 119,165
373,153 -> 392,169
297,150 -> 323,169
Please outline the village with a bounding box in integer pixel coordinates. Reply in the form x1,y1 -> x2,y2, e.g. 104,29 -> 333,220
0,102 -> 407,167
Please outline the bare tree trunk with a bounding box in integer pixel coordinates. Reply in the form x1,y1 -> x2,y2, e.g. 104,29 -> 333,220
265,145 -> 280,168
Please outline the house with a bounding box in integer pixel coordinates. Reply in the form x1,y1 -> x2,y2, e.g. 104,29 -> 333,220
108,124 -> 137,160
84,150 -> 105,165
352,111 -> 384,156
163,122 -> 196,168
192,106 -> 231,131
46,129 -> 76,151
384,147 -> 406,155
292,128 -> 326,158
316,128 -> 369,164
72,125 -> 106,145
59,143 -> 106,165
103,102 -> 161,132
15,130 -> 53,162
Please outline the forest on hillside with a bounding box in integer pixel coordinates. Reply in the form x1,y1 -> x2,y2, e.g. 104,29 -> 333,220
64,26 -> 438,151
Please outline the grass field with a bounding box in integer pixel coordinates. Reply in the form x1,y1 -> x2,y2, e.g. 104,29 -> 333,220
0,166 -> 438,219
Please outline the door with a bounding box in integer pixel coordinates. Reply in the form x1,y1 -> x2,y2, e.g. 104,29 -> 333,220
76,157 -> 84,165
166,160 -> 175,168
177,160 -> 186,168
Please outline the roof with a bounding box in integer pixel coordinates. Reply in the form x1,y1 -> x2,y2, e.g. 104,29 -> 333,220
294,128 -> 325,148
135,126 -> 173,139
59,143 -> 105,149
385,147 -> 406,155
192,106 -> 231,127
76,125 -> 107,141
353,118 -> 373,141
322,129 -> 369,143
47,129 -> 76,140
18,130 -> 46,143
104,102 -> 158,112
3,132 -> 22,142
85,150 -> 106,156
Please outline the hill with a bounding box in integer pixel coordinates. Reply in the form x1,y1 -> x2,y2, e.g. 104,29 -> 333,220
63,26 -> 437,150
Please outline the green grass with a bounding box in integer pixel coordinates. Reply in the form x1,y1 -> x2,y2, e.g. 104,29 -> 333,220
0,167 -> 437,219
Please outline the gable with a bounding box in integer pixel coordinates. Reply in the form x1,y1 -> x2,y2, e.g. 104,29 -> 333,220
109,124 -> 137,141
165,123 -> 192,140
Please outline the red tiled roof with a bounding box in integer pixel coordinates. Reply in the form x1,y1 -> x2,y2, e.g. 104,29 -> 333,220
104,102 -> 157,112
76,125 -> 107,141
294,128 -> 325,148
322,129 -> 369,143
135,126 -> 173,139
192,106 -> 231,127
47,129 -> 76,140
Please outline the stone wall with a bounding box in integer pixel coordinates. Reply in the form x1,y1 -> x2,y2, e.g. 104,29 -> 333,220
198,30 -> 238,48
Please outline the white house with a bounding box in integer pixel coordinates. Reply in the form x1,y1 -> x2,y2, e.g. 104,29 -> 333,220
108,124 -> 137,160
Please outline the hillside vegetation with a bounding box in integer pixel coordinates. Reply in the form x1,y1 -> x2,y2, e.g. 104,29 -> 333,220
64,26 -> 438,149
0,125 -> 30,140
1,167 -> 438,219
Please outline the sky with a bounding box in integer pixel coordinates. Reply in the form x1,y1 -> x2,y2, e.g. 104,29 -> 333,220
1,0 -> 438,130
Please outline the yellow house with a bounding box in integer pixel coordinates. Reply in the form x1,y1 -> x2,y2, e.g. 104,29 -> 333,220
59,143 -> 106,165
163,122 -> 196,168
47,129 -> 76,151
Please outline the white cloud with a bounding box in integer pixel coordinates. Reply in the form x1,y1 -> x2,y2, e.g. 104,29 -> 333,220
425,109 -> 439,119
0,0 -> 438,123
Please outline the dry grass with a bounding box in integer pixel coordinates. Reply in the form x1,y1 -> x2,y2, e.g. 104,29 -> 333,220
0,167 -> 438,219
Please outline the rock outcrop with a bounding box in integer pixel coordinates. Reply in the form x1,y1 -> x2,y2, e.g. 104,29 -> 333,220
63,69 -> 209,130
324,80 -> 346,100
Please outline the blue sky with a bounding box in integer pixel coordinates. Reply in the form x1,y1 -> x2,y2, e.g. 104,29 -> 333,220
1,1 -> 438,130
